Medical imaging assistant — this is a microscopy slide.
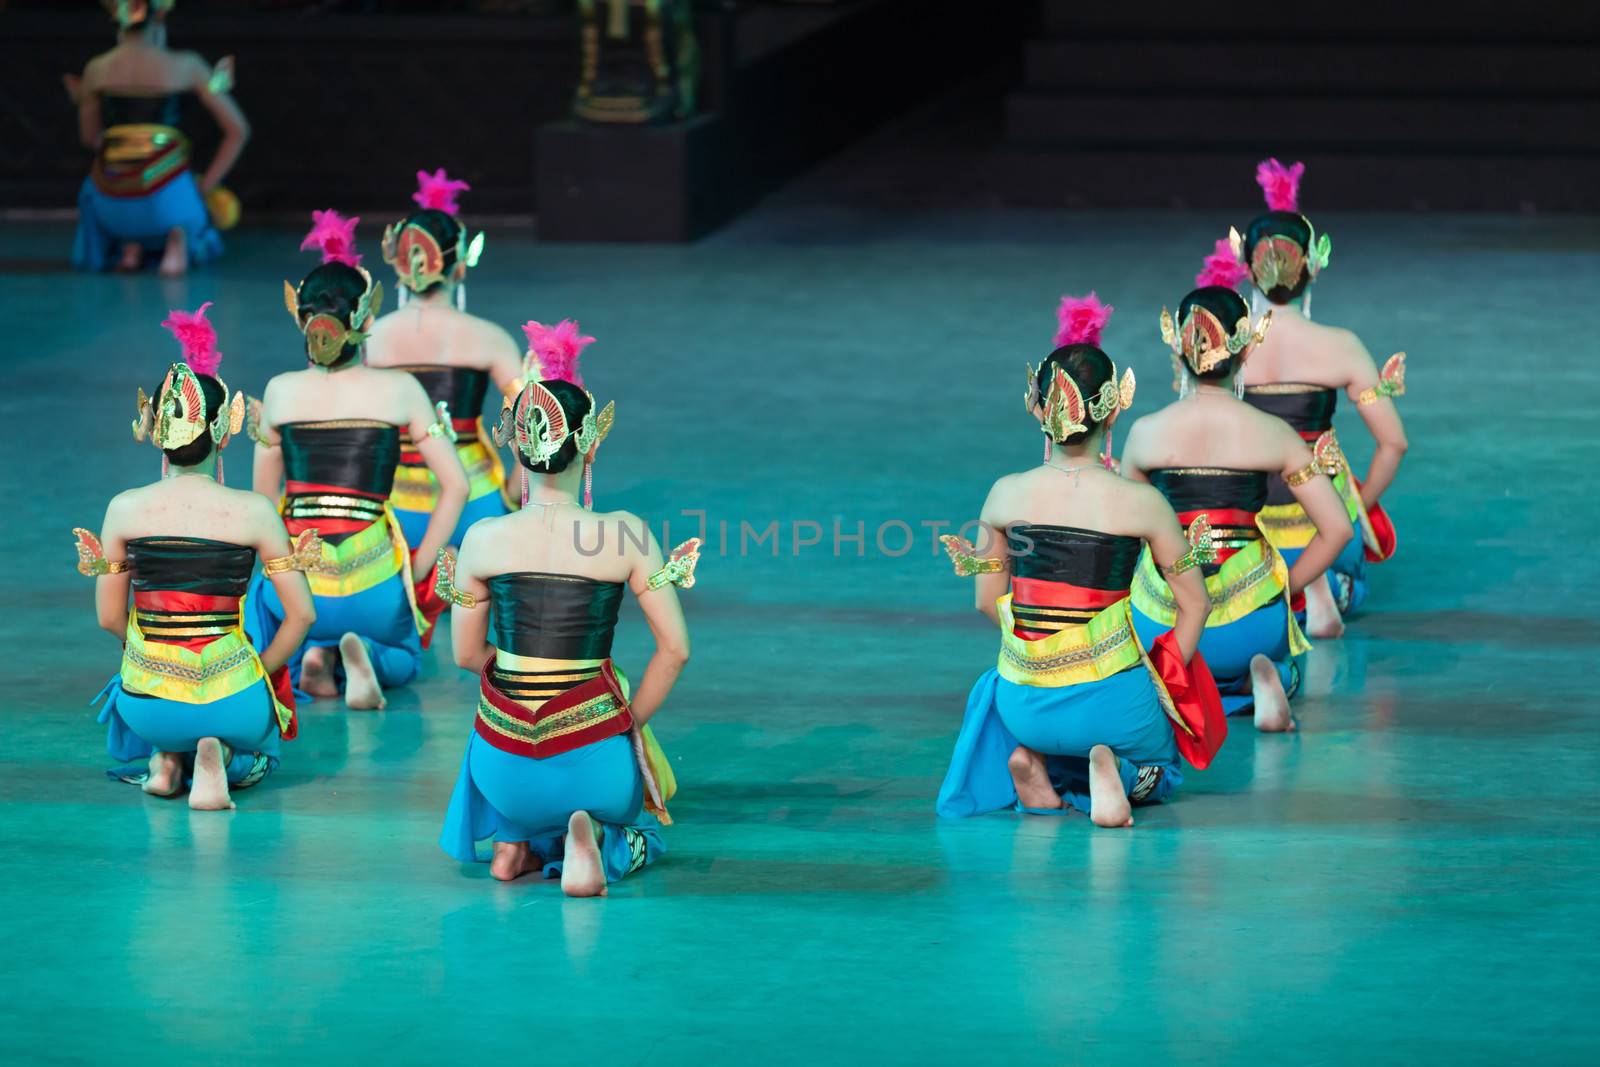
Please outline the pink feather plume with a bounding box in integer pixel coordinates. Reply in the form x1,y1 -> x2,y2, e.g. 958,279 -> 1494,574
300,209 -> 362,267
1256,158 -> 1304,212
161,301 -> 222,375
1054,291 -> 1114,347
412,168 -> 471,216
1195,238 -> 1250,289
521,319 -> 596,386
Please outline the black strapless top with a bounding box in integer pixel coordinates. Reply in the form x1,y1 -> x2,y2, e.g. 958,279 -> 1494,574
489,573 -> 624,660
127,537 -> 255,597
280,422 -> 401,497
1148,468 -> 1269,515
1243,384 -> 1337,436
1009,524 -> 1142,590
100,92 -> 184,128
401,366 -> 490,421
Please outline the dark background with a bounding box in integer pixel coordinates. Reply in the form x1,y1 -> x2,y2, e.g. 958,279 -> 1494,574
3,0 -> 1597,238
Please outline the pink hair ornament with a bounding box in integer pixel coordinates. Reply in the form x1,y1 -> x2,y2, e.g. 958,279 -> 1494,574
521,318 -> 596,387
1195,237 -> 1251,290
161,301 -> 222,376
1054,291 -> 1114,348
413,168 -> 471,216
300,209 -> 362,267
1255,158 -> 1305,213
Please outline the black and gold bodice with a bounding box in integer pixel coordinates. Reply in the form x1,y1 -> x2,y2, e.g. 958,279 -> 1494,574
1007,524 -> 1142,638
487,573 -> 625,704
1147,468 -> 1269,575
100,92 -> 184,128
127,537 -> 255,645
279,421 -> 401,538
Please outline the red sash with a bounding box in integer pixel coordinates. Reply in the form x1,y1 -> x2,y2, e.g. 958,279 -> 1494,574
475,660 -> 634,759
1147,632 -> 1227,770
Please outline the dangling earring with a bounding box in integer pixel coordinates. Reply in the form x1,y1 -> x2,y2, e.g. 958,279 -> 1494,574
520,467 -> 529,508
454,282 -> 467,312
397,286 -> 410,309
1234,373 -> 1246,400
1099,424 -> 1114,469
1301,288 -> 1313,320
1179,366 -> 1195,400
215,453 -> 224,486
161,454 -> 170,478
582,461 -> 594,509
1042,435 -> 1052,463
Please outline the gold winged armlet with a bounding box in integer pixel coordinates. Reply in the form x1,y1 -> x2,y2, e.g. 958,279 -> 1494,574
646,538 -> 703,592
262,530 -> 324,576
72,529 -> 127,576
1160,516 -> 1217,578
424,400 -> 459,442
245,396 -> 280,447
434,547 -> 479,608
1355,352 -> 1407,406
939,534 -> 1005,577
1286,430 -> 1345,487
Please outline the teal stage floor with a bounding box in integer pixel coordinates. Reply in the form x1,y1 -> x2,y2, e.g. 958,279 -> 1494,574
2,205 -> 1597,1064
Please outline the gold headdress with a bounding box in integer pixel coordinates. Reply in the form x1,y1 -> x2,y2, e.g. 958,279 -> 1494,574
135,303 -> 246,454
283,269 -> 385,367
1232,222 -> 1331,296
1026,360 -> 1135,441
106,1 -> 175,27
1160,301 -> 1271,376
383,168 -> 484,294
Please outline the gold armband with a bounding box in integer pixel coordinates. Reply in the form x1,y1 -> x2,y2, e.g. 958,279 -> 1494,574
1160,516 -> 1216,577
646,538 -> 703,591
434,547 -> 479,608
424,400 -> 458,442
72,528 -> 127,576
262,530 -> 323,575
939,534 -> 1004,577
245,396 -> 278,446
1356,352 -> 1406,406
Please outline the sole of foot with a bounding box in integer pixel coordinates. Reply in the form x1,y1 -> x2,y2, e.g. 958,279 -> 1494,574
1007,745 -> 1064,811
143,750 -> 184,797
157,228 -> 187,278
490,841 -> 539,883
1305,574 -> 1346,639
1088,744 -> 1133,828
188,738 -> 235,811
1251,654 -> 1295,732
560,811 -> 608,898
340,633 -> 386,710
300,645 -> 339,698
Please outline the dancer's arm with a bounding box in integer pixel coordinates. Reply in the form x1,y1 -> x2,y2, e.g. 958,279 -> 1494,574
74,59 -> 102,148
1281,431 -> 1354,595
404,377 -> 469,566
93,497 -> 131,641
972,478 -> 1017,626
251,388 -> 284,500
190,54 -> 249,192
1142,489 -> 1208,663
449,525 -> 495,673
626,519 -> 690,727
252,501 -> 315,675
1342,337 -> 1408,507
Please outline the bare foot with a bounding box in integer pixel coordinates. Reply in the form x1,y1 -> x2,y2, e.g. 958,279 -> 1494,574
157,227 -> 187,278
300,645 -> 338,698
1088,744 -> 1133,828
560,811 -> 608,898
490,841 -> 540,882
188,738 -> 235,811
1007,745 -> 1064,810
340,633 -> 386,710
116,242 -> 142,273
1251,654 -> 1295,732
1304,573 -> 1345,639
143,750 -> 184,797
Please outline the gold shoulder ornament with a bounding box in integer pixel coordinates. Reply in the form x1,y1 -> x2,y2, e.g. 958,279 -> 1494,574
262,529 -> 323,576
939,534 -> 1004,577
434,547 -> 479,608
646,537 -> 703,591
72,528 -> 127,577
1356,352 -> 1407,406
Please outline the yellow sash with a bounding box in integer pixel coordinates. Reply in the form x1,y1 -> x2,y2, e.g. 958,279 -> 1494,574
119,612 -> 294,736
299,504 -> 429,638
391,420 -> 510,512
1131,539 -> 1310,655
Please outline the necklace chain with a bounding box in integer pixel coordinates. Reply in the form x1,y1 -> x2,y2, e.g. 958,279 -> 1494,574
1044,459 -> 1097,477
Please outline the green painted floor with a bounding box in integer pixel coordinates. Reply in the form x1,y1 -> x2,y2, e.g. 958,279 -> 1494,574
1,205 -> 1597,1064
